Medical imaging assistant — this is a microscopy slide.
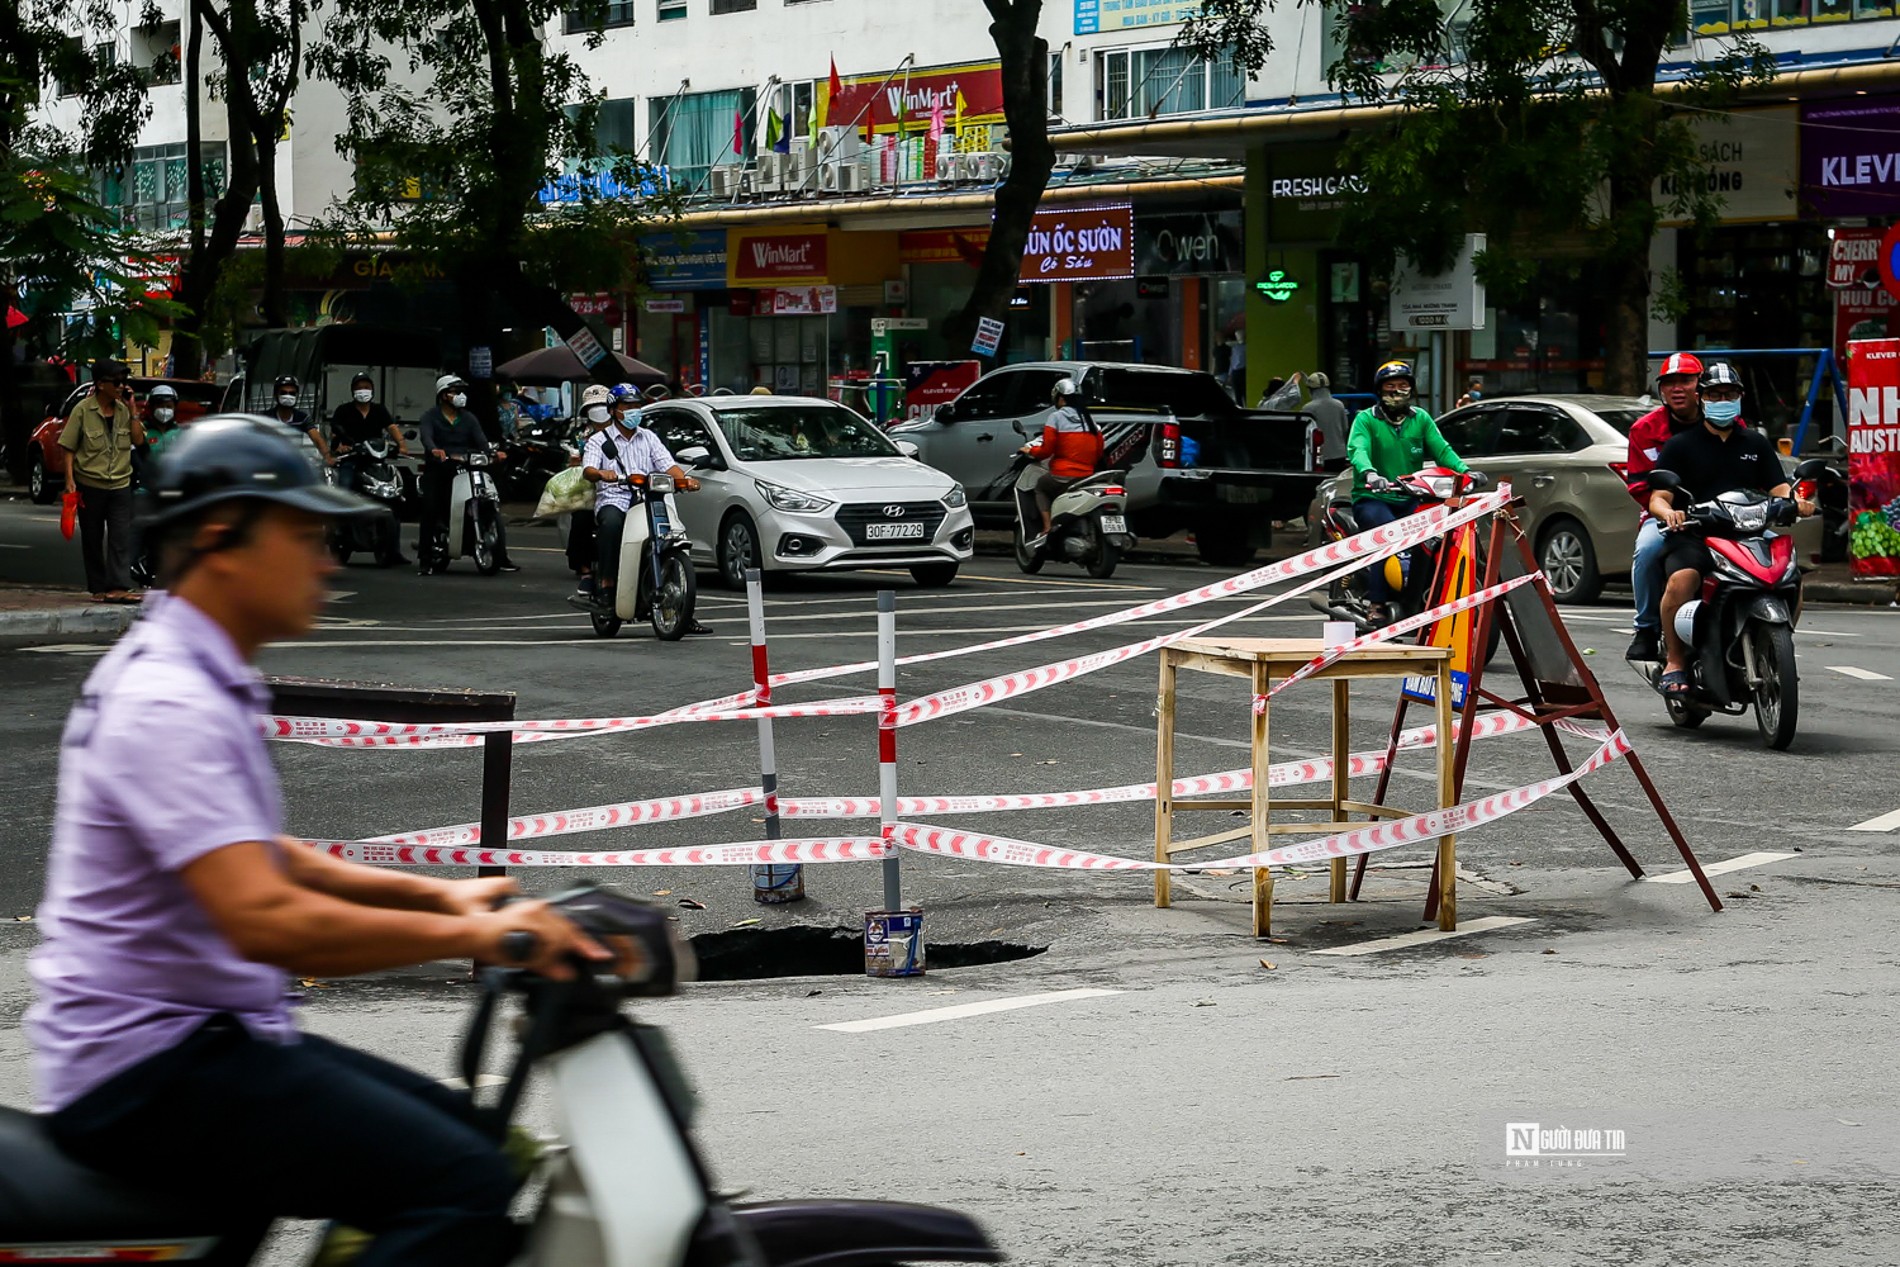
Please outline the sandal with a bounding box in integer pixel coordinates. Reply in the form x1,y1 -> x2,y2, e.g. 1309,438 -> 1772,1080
1657,669 -> 1692,697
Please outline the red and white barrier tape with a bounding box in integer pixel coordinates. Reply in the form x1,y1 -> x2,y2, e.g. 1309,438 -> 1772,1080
369,787 -> 763,849
316,836 -> 891,869
264,696 -> 878,747
896,492 -> 1510,727
769,490 -> 1509,691
885,728 -> 1631,873
1266,572 -> 1541,701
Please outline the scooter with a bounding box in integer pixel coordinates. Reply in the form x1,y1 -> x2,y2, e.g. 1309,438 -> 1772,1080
1635,461 -> 1835,750
327,436 -> 406,566
0,885 -> 1005,1267
566,472 -> 698,641
1006,433 -> 1133,581
432,448 -> 506,576
1308,466 -> 1491,632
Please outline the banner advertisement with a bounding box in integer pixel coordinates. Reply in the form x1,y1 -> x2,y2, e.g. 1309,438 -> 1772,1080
728,228 -> 829,286
1020,204 -> 1136,283
1846,338 -> 1900,578
1798,96 -> 1900,219
831,61 -> 1004,137
904,361 -> 983,422
1075,0 -> 1201,35
765,286 -> 837,316
899,228 -> 991,266
641,230 -> 729,292
1401,522 -> 1482,707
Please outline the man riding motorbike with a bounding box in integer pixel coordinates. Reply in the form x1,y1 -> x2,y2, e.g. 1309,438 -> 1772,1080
329,372 -> 412,566
418,374 -> 517,574
580,394 -> 711,635
1017,378 -> 1104,546
1345,360 -> 1478,626
1649,362 -> 1815,697
1624,352 -> 1709,662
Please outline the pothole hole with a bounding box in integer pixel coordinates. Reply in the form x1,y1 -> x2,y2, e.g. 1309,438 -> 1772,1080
688,925 -> 1046,981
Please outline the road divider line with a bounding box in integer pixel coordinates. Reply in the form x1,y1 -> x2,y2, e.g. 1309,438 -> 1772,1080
1826,665 -> 1893,682
1311,916 -> 1537,957
817,988 -> 1122,1033
1644,851 -> 1796,883
1847,809 -> 1900,833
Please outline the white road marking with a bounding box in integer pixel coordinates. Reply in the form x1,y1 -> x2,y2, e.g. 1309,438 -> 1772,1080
1312,916 -> 1537,956
0,543 -> 29,549
19,643 -> 111,655
1847,809 -> 1900,833
1644,851 -> 1796,884
1798,628 -> 1861,637
1826,665 -> 1892,682
855,568 -> 1155,592
817,988 -> 1122,1033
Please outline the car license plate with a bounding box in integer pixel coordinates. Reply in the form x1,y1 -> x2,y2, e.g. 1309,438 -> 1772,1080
1217,484 -> 1263,504
1100,515 -> 1127,535
866,521 -> 926,541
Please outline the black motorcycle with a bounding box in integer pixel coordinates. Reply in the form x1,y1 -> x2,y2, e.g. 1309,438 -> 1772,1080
327,436 -> 406,566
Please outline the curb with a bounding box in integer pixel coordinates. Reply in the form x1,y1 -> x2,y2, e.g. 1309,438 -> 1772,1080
0,606 -> 137,638
1805,581 -> 1898,607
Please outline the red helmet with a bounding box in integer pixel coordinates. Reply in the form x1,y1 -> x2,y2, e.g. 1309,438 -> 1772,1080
1657,352 -> 1703,383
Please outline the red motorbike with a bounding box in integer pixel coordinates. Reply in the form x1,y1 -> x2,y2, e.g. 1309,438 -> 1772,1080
1309,465 -> 1490,633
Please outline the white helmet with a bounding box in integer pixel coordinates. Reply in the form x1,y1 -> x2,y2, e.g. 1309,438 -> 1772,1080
1051,378 -> 1078,403
435,373 -> 467,398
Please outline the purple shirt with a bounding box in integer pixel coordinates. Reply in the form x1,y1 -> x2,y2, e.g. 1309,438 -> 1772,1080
28,593 -> 297,1112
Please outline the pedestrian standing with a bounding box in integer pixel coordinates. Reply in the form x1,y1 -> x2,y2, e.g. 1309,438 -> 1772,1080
1455,375 -> 1486,409
1303,372 -> 1350,472
1226,331 -> 1247,402
59,359 -> 145,603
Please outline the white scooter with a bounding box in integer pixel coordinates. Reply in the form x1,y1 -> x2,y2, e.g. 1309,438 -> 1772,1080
566,473 -> 698,641
438,448 -> 505,575
1006,440 -> 1133,579
0,886 -> 1005,1267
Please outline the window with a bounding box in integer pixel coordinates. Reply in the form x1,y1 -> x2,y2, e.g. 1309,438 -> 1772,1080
132,21 -> 181,86
98,142 -> 228,231
657,0 -> 686,18
1048,51 -> 1065,123
1095,45 -> 1242,122
1435,404 -> 1502,457
649,87 -> 754,186
945,372 -> 1017,421
715,406 -> 899,461
646,410 -> 718,460
1494,406 -> 1587,454
563,0 -> 635,34
57,40 -> 117,98
710,0 -> 756,11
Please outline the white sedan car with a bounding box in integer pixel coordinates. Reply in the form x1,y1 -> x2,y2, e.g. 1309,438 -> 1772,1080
639,396 -> 976,588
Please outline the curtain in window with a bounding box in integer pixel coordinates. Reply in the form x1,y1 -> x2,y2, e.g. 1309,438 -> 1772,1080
655,88 -> 752,187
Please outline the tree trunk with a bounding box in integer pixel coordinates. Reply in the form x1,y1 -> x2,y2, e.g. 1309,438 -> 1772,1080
1600,160 -> 1656,397
945,1 -> 1053,353
255,128 -> 287,327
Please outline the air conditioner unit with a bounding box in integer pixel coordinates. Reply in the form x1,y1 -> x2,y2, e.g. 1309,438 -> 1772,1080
971,152 -> 1011,182
934,152 -> 960,183
707,165 -> 744,198
755,153 -> 785,192
816,125 -> 861,164
242,204 -> 264,233
835,163 -> 868,194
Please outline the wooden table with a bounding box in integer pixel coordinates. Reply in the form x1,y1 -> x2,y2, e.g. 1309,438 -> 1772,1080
1153,637 -> 1458,938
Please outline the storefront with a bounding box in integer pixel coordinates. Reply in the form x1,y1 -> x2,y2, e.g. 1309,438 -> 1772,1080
1253,143 -> 1376,401
1064,206 -> 1242,369
635,229 -> 730,388
899,227 -> 1052,365
709,224 -> 902,395
1019,202 -> 1138,361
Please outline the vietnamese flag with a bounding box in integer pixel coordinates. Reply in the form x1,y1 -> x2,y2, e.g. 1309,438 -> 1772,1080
829,57 -> 843,110
863,86 -> 876,145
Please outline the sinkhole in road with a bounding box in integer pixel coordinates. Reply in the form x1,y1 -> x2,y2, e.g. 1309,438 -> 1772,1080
689,925 -> 1047,980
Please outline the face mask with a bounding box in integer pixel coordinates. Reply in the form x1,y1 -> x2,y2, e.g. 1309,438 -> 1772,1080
449,393 -> 468,409
277,393 -> 298,408
353,388 -> 373,404
152,407 -> 174,424
585,405 -> 611,425
1380,387 -> 1412,412
1703,399 -> 1741,427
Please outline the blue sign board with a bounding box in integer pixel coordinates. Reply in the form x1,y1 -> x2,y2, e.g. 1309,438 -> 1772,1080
641,230 -> 729,293
1075,0 -> 1198,35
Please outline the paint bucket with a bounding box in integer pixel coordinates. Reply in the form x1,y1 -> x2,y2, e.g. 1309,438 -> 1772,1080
750,864 -> 805,904
864,909 -> 925,978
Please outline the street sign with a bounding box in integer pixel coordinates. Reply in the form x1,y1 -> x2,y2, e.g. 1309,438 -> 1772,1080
1391,234 -> 1487,332
972,316 -> 1004,357
566,325 -> 609,369
467,346 -> 493,378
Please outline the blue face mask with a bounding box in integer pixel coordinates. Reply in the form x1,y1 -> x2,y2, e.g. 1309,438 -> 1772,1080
1703,399 -> 1742,427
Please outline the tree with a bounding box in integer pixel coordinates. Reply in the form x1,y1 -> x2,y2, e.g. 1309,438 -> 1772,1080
309,0 -> 679,400
0,0 -> 175,478
1182,0 -> 1773,393
943,0 -> 1056,354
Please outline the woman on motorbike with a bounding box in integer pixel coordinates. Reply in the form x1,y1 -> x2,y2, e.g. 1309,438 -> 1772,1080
1018,378 -> 1103,545
1345,360 -> 1474,626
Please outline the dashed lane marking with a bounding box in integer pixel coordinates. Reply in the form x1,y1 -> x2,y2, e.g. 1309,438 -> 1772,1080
1847,809 -> 1900,833
1826,665 -> 1893,682
817,988 -> 1122,1034
1643,851 -> 1797,883
856,568 -> 1155,592
1310,916 -> 1537,957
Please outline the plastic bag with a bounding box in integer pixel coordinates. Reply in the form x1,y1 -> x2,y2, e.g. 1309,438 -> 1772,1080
534,465 -> 593,518
60,490 -> 79,540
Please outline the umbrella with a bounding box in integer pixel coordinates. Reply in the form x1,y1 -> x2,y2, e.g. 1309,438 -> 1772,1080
496,345 -> 667,387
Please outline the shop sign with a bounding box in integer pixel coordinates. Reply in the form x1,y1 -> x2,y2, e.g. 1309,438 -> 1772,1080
1020,203 -> 1135,283
766,285 -> 838,315
1074,0 -> 1201,35
899,228 -> 991,266
1844,337 -> 1900,579
883,279 -> 909,305
1829,227 -> 1884,290
1267,145 -> 1366,241
904,360 -> 982,422
1255,270 -> 1300,303
644,298 -> 687,314
1653,106 -> 1797,225
567,292 -> 618,317
1390,234 -> 1487,332
1136,276 -> 1171,298
972,317 -> 1005,356
729,228 -> 829,286
539,169 -> 667,205
641,230 -> 728,292
832,60 -> 1005,137
1799,95 -> 1900,219
1135,211 -> 1242,277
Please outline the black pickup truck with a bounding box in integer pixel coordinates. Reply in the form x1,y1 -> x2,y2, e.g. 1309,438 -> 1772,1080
890,360 -> 1321,566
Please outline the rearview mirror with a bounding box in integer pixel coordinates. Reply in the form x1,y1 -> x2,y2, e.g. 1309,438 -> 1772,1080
1011,420 -> 1027,437
677,444 -> 714,468
1790,458 -> 1839,481
1645,468 -> 1680,491
934,402 -> 956,423
894,440 -> 921,460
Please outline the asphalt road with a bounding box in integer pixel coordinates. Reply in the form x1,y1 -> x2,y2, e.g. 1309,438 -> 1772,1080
3,495 -> 1899,1265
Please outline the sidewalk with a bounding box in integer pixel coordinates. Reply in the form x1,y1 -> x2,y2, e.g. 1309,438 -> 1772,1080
0,584 -> 138,637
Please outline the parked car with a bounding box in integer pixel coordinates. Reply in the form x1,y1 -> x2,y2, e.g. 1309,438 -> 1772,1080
26,377 -> 223,504
641,395 -> 976,588
1306,393 -> 1821,603
890,360 -> 1320,567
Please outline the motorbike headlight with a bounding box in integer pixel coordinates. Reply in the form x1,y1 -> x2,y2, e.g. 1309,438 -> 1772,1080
1729,502 -> 1768,532
1424,476 -> 1457,499
942,484 -> 968,509
756,480 -> 834,513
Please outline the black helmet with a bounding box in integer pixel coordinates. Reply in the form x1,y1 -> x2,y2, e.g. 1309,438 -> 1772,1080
1697,362 -> 1743,393
144,415 -> 377,532
274,374 -> 300,392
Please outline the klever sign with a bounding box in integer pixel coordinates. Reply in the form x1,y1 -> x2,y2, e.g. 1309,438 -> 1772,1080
1799,95 -> 1900,219
728,228 -> 828,286
1390,234 -> 1487,332
1020,203 -> 1135,283
904,360 -> 982,422
1653,106 -> 1797,225
1135,211 -> 1242,277
1844,338 -> 1900,579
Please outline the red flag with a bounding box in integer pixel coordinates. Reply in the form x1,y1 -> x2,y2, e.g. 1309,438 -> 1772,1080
863,86 -> 876,145
734,109 -> 745,158
828,57 -> 842,107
